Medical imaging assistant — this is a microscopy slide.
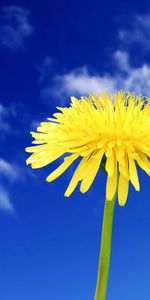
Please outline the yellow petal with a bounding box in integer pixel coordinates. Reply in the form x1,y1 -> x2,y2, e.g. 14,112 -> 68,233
118,155 -> 129,179
106,158 -> 117,201
80,150 -> 105,193
31,150 -> 65,168
105,150 -> 115,177
65,155 -> 90,197
25,145 -> 46,153
118,174 -> 129,206
26,151 -> 46,165
46,153 -> 78,182
128,157 -> 140,191
136,153 -> 150,175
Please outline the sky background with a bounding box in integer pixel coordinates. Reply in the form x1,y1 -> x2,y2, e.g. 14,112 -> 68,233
0,0 -> 150,299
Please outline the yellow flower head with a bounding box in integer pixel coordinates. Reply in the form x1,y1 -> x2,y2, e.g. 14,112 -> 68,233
25,91 -> 150,206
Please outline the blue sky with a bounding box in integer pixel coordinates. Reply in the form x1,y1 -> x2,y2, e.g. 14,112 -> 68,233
0,0 -> 150,299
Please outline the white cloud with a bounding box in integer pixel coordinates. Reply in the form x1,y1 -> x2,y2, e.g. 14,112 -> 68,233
39,12 -> 150,101
0,159 -> 19,182
0,102 -> 37,213
0,155 -> 37,214
0,157 -> 23,214
0,185 -> 14,213
114,50 -> 130,72
0,158 -> 21,214
54,67 -> 115,95
0,102 -> 11,132
119,14 -> 150,51
0,5 -> 33,50
0,102 -> 20,136
38,56 -> 53,82
113,50 -> 150,95
41,66 -> 115,100
0,103 -> 6,114
42,49 -> 150,99
122,64 -> 150,95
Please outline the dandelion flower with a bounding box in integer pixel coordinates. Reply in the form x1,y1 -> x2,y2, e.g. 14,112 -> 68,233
25,90 -> 150,300
26,91 -> 150,206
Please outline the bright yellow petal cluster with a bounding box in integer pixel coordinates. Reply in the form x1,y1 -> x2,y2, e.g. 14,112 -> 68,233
25,91 -> 150,206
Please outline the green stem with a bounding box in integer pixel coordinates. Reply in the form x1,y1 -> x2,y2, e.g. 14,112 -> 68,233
94,190 -> 117,300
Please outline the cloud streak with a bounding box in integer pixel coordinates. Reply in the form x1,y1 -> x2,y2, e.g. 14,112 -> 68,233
40,50 -> 150,100
0,185 -> 14,214
38,11 -> 150,101
0,158 -> 21,214
41,66 -> 115,100
119,14 -> 150,51
0,159 -> 20,182
0,102 -> 19,136
0,5 -> 33,50
0,102 -> 12,133
0,158 -> 17,213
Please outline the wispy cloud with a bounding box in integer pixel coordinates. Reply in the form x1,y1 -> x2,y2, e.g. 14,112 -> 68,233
113,50 -> 130,72
122,64 -> 150,95
30,120 -> 40,130
52,67 -> 115,97
40,66 -> 115,101
119,14 -> 150,51
0,102 -> 18,135
39,12 -> 150,101
38,56 -> 54,83
0,102 -> 12,132
0,158 -> 19,214
113,50 -> 150,95
0,159 -> 20,182
38,56 -> 59,102
40,50 -> 150,100
0,185 -> 14,214
0,154 -> 38,214
0,5 -> 33,50
0,157 -> 27,214
0,101 -> 37,213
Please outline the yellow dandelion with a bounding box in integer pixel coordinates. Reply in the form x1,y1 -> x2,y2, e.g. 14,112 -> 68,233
25,90 -> 150,300
26,90 -> 150,206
